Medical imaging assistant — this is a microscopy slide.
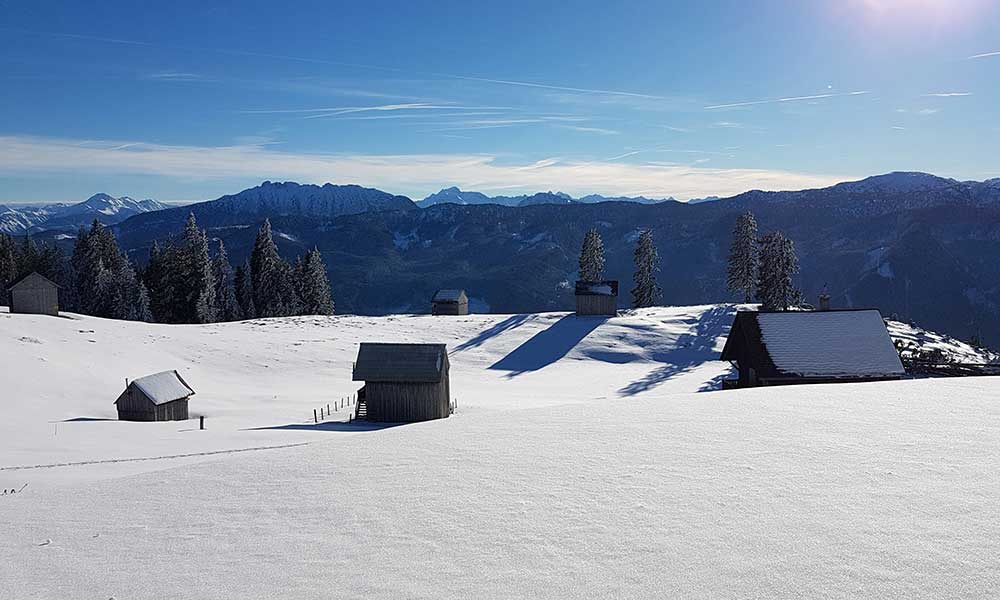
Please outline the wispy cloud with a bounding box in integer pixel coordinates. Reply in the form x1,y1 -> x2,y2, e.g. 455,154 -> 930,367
704,90 -> 870,110
0,134 -> 852,201
896,108 -> 939,115
432,73 -> 667,99
967,51 -> 1000,59
144,72 -> 214,82
922,92 -> 973,97
556,125 -> 620,135
605,151 -> 642,161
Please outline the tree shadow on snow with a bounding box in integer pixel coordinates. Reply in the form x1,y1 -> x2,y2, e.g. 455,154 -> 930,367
453,314 -> 536,353
618,305 -> 736,396
489,315 -> 609,377
245,421 -> 407,433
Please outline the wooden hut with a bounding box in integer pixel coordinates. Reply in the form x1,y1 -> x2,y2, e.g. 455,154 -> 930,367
115,370 -> 195,421
720,309 -> 905,388
352,343 -> 451,422
9,271 -> 59,316
575,280 -> 618,316
432,289 -> 469,315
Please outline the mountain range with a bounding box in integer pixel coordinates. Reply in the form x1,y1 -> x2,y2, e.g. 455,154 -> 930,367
27,171 -> 1000,347
416,187 -> 677,207
0,193 -> 166,234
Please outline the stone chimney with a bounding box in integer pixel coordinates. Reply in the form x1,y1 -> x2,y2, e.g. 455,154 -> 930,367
818,286 -> 831,311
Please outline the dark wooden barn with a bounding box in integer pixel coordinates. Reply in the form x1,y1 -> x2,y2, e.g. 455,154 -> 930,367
9,271 -> 60,316
720,309 -> 905,388
432,289 -> 469,315
352,343 -> 451,422
115,370 -> 195,421
575,280 -> 618,316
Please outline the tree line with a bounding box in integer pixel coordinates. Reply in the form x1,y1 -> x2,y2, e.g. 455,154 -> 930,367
0,215 -> 334,323
726,211 -> 801,311
578,227 -> 662,309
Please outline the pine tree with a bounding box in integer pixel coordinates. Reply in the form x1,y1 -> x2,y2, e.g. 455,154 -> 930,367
250,219 -> 295,317
212,240 -> 242,322
175,214 -> 217,323
0,234 -> 19,306
234,260 -> 256,319
727,211 -> 759,303
70,220 -> 148,320
144,241 -> 176,323
578,228 -> 606,282
16,235 -> 39,279
631,229 -> 662,308
757,231 -> 800,311
295,247 -> 335,315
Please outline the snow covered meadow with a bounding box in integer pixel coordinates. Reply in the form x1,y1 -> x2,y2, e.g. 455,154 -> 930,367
2,305 -> 999,598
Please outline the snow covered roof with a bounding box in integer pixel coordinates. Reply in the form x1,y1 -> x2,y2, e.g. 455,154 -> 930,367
432,289 -> 467,303
721,310 -> 905,379
353,343 -> 449,383
121,370 -> 195,405
575,280 -> 619,296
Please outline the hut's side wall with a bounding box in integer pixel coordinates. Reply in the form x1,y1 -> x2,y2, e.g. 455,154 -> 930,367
575,295 -> 617,316
11,286 -> 59,316
366,380 -> 449,422
117,389 -> 190,421
116,388 -> 156,421
432,301 -> 469,316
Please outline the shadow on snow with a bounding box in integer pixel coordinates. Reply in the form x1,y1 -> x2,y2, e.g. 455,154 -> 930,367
244,421 -> 407,433
452,314 -> 536,353
618,305 -> 736,396
489,314 -> 609,377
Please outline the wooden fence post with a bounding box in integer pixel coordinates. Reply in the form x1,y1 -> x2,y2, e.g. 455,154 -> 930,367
200,415 -> 205,430
314,409 -> 318,423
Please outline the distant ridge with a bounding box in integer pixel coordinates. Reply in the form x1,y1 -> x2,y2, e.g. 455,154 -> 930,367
0,194 -> 167,234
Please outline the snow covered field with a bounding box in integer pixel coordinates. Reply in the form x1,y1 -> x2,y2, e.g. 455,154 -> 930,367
2,305 -> 999,598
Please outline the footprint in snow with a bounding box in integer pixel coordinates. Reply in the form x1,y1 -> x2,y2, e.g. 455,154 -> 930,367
38,539 -> 51,546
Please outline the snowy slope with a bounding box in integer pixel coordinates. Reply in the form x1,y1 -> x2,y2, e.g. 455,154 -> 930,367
2,305 -> 999,599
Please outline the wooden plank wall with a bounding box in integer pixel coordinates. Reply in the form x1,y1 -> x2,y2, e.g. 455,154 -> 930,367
367,380 -> 450,422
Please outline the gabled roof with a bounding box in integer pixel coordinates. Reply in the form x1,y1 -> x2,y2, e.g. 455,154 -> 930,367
117,370 -> 195,405
353,343 -> 449,383
433,289 -> 467,303
575,280 -> 619,297
720,310 -> 905,379
9,271 -> 60,290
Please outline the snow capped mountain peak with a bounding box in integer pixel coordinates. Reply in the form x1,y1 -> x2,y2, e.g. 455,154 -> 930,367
0,193 -> 168,234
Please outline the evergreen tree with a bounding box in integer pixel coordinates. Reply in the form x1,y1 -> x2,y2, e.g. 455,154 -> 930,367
234,260 -> 256,319
295,247 -> 334,315
757,231 -> 800,311
212,240 -> 242,322
0,234 -> 19,305
70,220 -> 147,320
175,214 -> 217,323
727,211 -> 759,303
250,219 -> 295,317
578,228 -> 606,281
144,241 -> 176,323
631,229 -> 662,309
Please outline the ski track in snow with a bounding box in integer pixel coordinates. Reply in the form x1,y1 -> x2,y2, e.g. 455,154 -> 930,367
2,305 -> 999,598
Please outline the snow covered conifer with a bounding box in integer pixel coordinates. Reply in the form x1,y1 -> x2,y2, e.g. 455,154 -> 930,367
0,234 -> 17,305
727,211 -> 759,303
295,247 -> 334,316
578,228 -> 606,281
234,260 -> 256,319
631,229 -> 662,309
757,231 -> 800,311
212,240 -> 242,322
178,213 -> 217,324
250,219 -> 295,318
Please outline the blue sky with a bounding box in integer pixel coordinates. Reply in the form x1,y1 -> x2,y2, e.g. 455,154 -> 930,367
1,0 -> 999,204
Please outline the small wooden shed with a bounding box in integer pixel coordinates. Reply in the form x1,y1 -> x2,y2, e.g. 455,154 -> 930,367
720,309 -> 905,388
432,289 -> 469,315
352,343 -> 451,422
575,280 -> 618,316
9,271 -> 59,316
115,370 -> 195,421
